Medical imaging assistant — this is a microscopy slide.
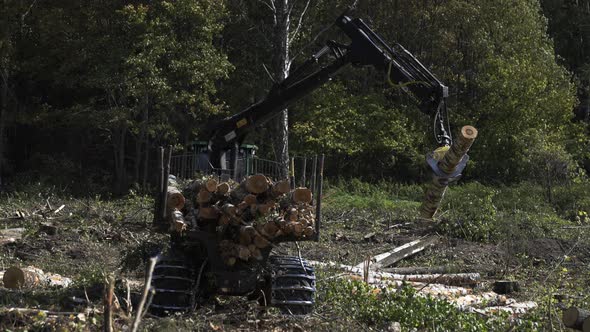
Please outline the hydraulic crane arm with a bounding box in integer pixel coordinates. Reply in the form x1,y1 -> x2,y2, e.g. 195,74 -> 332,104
208,14 -> 451,169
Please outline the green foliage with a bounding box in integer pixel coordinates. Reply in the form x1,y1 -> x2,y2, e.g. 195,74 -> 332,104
1,0 -> 588,191
552,183 -> 590,221
438,182 -> 576,242
438,182 -> 499,242
287,0 -> 582,183
326,179 -> 586,243
320,279 -> 538,331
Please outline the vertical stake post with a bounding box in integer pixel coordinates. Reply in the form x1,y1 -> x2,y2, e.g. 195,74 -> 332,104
233,142 -> 239,181
289,157 -> 295,189
301,157 -> 307,188
153,147 -> 164,227
160,146 -> 172,225
315,154 -> 324,241
310,155 -> 317,194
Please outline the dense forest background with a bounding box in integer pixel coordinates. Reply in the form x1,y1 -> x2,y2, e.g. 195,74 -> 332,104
1,0 -> 589,193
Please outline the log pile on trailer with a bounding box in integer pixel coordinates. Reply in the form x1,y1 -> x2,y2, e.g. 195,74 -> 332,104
164,174 -> 316,266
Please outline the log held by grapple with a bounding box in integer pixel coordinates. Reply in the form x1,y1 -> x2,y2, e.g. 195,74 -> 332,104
420,125 -> 478,220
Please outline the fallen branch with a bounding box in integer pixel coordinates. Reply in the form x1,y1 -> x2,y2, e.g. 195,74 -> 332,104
103,273 -> 115,332
54,205 -> 65,214
124,278 -> 133,316
131,255 -> 159,332
354,236 -> 439,270
0,228 -> 25,245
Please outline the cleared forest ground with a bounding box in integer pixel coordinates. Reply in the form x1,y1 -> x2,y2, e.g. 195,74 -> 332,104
1,182 -> 589,331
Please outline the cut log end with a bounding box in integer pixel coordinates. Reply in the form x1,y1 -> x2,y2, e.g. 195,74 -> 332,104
3,267 -> 44,289
197,189 -> 212,204
216,182 -> 230,195
563,307 -> 590,330
244,194 -> 257,205
461,125 -> 478,140
292,188 -> 312,204
205,178 -> 218,192
238,245 -> 251,261
3,267 -> 26,289
272,181 -> 291,195
246,174 -> 270,194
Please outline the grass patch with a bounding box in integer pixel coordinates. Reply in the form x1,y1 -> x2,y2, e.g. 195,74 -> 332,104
324,179 -> 421,219
325,179 -> 588,243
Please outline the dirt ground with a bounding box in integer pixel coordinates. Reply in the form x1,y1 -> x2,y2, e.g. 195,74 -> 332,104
1,194 -> 589,331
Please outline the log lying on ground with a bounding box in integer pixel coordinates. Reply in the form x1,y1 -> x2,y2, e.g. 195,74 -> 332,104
0,307 -> 92,318
399,273 -> 480,286
3,267 -> 43,288
0,228 -> 25,245
310,260 -> 480,286
563,307 -> 590,331
2,266 -> 72,289
381,265 -> 461,275
311,259 -> 535,317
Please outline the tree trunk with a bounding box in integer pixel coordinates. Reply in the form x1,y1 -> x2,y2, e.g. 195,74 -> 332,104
272,0 -> 291,179
114,124 -> 128,193
142,135 -> 149,190
142,96 -> 150,189
134,95 -> 149,185
181,130 -> 189,179
0,68 -> 7,188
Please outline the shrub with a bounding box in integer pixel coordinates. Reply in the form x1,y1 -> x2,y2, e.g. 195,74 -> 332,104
438,182 -> 499,242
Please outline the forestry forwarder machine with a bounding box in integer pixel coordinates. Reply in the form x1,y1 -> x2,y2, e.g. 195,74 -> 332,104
149,12 -> 467,316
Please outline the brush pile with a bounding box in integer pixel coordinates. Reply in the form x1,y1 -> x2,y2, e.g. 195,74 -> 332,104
165,174 -> 316,266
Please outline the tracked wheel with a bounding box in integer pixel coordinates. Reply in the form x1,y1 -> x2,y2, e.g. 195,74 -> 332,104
268,255 -> 315,315
149,256 -> 195,316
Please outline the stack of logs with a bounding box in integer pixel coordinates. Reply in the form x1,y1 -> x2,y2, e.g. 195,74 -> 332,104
165,174 -> 315,266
